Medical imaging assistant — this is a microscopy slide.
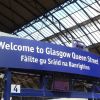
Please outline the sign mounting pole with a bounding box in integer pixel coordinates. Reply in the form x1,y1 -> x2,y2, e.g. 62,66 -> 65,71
3,70 -> 11,100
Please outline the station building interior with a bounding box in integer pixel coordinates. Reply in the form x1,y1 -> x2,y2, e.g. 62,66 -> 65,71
0,0 -> 100,100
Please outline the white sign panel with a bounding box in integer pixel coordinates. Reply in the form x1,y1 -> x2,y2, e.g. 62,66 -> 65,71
11,84 -> 21,93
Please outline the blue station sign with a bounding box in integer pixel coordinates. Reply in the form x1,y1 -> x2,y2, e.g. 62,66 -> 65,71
0,36 -> 100,78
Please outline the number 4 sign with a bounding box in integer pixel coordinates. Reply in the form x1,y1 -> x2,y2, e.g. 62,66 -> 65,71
11,84 -> 21,93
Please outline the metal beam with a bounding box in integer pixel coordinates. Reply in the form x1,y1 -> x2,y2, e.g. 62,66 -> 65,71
14,0 -> 75,32
81,0 -> 100,13
34,0 -> 72,42
14,1 -> 46,39
61,4 -> 93,45
95,0 -> 100,6
76,1 -> 100,54
11,88 -> 100,98
32,0 -> 74,46
42,14 -> 100,41
23,29 -> 35,40
16,0 -> 67,45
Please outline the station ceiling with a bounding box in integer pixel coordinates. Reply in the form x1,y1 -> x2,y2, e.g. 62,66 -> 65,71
0,0 -> 100,55
0,0 -> 69,33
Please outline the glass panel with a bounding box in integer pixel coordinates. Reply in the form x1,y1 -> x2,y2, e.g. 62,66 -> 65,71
85,0 -> 95,4
49,24 -> 59,33
33,21 -> 44,30
95,20 -> 100,28
59,35 -> 67,43
40,27 -> 54,37
53,10 -> 67,20
92,31 -> 100,42
88,34 -> 97,44
91,2 -> 100,11
65,3 -> 80,14
60,16 -> 76,28
71,11 -> 88,23
31,32 -> 44,41
24,28 -> 32,34
42,18 -> 51,26
74,28 -> 85,37
16,31 -> 27,37
81,26 -> 89,34
76,10 -> 89,21
53,37 -> 62,45
25,36 -> 33,40
84,6 -> 99,18
25,26 -> 36,33
71,31 -> 78,38
80,36 -> 91,46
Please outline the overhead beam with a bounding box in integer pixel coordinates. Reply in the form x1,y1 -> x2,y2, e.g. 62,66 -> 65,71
76,1 -> 100,54
33,0 -> 74,45
13,0 -> 75,32
15,0 -> 68,45
12,88 -> 100,98
41,14 -> 100,41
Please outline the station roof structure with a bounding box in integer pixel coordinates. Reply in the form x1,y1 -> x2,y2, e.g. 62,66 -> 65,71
0,0 -> 100,55
0,1 -> 100,100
